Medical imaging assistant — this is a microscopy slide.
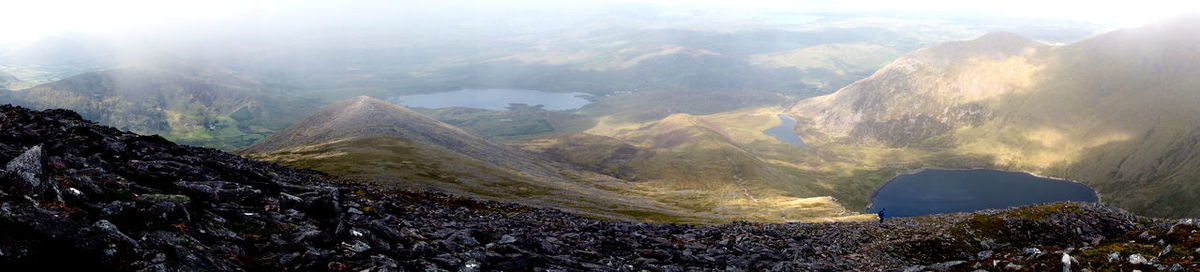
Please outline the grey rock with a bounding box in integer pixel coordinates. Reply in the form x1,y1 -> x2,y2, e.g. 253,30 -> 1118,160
980,239 -> 997,249
5,145 -> 44,191
433,253 -> 461,267
926,260 -> 966,271
412,241 -> 434,255
85,219 -> 140,248
1023,247 -> 1042,256
151,252 -> 168,263
4,145 -> 60,202
371,254 -> 400,271
342,240 -> 371,253
458,259 -> 482,272
141,194 -> 191,205
497,234 -> 517,244
1128,253 -> 1147,265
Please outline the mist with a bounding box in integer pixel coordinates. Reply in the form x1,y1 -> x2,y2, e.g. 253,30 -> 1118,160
2,0 -> 1135,93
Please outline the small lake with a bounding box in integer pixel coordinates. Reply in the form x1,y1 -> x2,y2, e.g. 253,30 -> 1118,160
391,89 -> 591,111
763,114 -> 806,146
867,169 -> 1098,217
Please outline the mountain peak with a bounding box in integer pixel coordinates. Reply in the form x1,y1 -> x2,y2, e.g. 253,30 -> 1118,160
347,95 -> 383,104
240,96 -> 474,154
332,95 -> 409,112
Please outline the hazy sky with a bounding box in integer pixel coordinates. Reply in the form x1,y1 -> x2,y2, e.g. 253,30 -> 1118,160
3,0 -> 1197,43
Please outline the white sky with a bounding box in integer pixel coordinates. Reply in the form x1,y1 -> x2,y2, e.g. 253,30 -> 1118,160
1,0 -> 1197,43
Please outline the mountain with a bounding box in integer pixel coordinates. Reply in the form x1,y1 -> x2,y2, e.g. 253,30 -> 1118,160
8,64 -> 312,149
242,95 -> 545,170
517,107 -> 881,222
2,105 -> 1195,271
789,16 -> 1200,217
0,71 -> 21,89
241,96 -> 715,223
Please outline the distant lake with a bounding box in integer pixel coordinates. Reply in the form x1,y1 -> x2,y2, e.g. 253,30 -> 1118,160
867,169 -> 1098,217
763,114 -> 806,146
392,89 -> 591,111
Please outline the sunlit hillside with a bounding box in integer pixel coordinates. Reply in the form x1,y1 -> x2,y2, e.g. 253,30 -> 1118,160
791,16 -> 1200,217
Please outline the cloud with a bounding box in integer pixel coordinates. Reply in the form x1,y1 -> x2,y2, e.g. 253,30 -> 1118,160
2,0 -> 1195,43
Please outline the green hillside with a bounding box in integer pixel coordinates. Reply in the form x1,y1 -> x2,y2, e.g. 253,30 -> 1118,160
245,96 -> 876,223
241,96 -> 740,223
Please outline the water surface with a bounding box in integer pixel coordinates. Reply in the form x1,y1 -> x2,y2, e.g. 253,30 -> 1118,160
867,169 -> 1098,217
763,114 -> 806,146
392,89 -> 590,111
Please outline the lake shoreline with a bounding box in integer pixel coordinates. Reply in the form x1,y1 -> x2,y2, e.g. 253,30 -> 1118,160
865,167 -> 1102,212
764,113 -> 808,147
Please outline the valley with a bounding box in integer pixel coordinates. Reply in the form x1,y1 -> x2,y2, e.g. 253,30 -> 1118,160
1,6 -> 1194,226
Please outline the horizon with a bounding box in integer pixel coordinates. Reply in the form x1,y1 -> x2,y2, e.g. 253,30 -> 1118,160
3,0 -> 1197,44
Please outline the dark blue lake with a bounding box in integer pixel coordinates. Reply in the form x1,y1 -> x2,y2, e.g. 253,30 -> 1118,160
763,114 -> 806,146
867,169 -> 1099,217
392,89 -> 591,111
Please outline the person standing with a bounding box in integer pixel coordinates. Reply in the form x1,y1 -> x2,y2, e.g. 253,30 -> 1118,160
877,208 -> 887,224
1061,252 -> 1072,272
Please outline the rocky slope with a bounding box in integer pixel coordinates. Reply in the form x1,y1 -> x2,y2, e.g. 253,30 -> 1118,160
1,105 -> 1198,271
790,16 -> 1200,217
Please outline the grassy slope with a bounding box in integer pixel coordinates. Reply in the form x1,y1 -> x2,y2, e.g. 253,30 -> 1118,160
244,97 -> 880,223
519,106 -> 890,222
243,96 -> 792,224
245,136 -> 718,223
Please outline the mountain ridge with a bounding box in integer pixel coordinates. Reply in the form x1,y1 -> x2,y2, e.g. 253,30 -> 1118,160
9,65 -> 310,149
241,96 -> 723,223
